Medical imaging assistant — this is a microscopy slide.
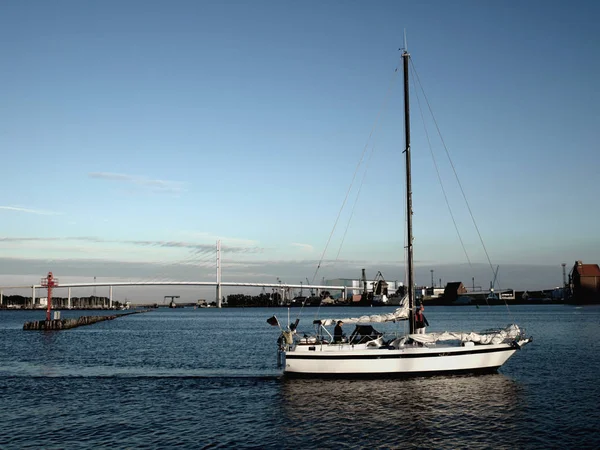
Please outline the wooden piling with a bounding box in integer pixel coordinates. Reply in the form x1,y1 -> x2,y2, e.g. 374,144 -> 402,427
23,310 -> 150,331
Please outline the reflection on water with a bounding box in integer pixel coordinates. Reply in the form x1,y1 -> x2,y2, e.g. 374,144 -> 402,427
278,374 -> 525,448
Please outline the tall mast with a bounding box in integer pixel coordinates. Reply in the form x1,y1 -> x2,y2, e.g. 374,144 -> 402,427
402,50 -> 415,334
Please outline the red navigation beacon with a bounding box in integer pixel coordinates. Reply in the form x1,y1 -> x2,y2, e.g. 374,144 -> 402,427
41,272 -> 59,321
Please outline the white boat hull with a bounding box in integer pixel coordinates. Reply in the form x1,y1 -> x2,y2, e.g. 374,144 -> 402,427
283,339 -> 531,376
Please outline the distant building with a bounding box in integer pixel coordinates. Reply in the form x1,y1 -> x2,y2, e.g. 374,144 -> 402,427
432,287 -> 445,298
570,261 -> 600,304
443,282 -> 468,302
325,278 -> 403,297
499,290 -> 516,300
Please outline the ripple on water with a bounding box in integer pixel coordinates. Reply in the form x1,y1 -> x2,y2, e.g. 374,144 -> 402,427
1,306 -> 600,448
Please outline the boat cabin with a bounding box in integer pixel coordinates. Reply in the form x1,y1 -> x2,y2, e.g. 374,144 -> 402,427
348,325 -> 383,345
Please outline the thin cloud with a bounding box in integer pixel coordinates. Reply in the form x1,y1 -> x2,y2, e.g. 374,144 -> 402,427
0,236 -> 262,254
88,172 -> 184,194
291,243 -> 314,252
179,231 -> 259,247
0,237 -> 61,242
0,206 -> 60,215
88,172 -> 132,181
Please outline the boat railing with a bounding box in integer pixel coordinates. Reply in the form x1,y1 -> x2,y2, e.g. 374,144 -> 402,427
293,330 -> 407,348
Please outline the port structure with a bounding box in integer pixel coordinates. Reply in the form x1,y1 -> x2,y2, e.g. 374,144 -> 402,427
164,295 -> 180,306
0,241 -> 347,309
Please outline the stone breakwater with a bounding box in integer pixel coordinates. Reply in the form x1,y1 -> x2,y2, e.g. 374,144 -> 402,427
23,310 -> 150,330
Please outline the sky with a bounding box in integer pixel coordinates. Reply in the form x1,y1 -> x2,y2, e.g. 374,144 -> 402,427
1,0 -> 598,302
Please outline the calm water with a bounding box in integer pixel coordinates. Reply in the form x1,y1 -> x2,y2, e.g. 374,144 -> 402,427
1,305 -> 599,449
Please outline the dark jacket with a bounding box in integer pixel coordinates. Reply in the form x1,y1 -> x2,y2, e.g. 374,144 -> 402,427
415,311 -> 429,329
334,324 -> 344,342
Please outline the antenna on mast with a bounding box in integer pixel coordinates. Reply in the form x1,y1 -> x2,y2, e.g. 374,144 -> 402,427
403,29 -> 408,52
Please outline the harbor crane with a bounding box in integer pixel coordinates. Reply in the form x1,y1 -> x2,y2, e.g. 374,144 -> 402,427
164,295 -> 180,308
306,278 -> 314,296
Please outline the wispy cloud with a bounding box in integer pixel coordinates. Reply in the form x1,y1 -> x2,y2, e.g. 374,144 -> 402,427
0,236 -> 262,254
0,237 -> 61,242
179,231 -> 259,247
0,206 -> 61,215
88,173 -> 131,182
291,242 -> 314,252
88,172 -> 184,194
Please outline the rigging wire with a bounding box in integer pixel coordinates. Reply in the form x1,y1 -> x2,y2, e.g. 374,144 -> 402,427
307,55 -> 403,321
312,168 -> 370,321
313,128 -> 378,322
332,62 -> 402,265
409,58 -> 515,318
409,62 -> 473,267
308,56 -> 402,287
332,141 -> 375,264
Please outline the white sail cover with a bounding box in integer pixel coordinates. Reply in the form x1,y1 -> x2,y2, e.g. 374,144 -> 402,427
407,324 -> 523,345
316,295 -> 410,326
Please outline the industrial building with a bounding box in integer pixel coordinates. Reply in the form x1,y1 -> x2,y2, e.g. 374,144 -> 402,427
570,261 -> 600,304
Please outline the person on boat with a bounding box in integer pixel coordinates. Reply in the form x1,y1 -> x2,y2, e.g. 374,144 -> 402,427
415,305 -> 429,334
334,320 -> 345,343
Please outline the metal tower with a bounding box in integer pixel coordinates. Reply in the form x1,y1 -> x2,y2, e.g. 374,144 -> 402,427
41,272 -> 59,321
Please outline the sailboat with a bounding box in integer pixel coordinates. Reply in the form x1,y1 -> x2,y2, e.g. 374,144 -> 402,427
271,49 -> 532,376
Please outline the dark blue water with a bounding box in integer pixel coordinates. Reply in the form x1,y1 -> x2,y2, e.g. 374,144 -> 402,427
1,305 -> 599,449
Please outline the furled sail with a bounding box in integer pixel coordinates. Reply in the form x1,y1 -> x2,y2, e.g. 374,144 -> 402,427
315,295 -> 409,326
404,324 -> 523,345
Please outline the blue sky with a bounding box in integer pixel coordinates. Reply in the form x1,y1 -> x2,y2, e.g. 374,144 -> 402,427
1,0 -> 598,300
